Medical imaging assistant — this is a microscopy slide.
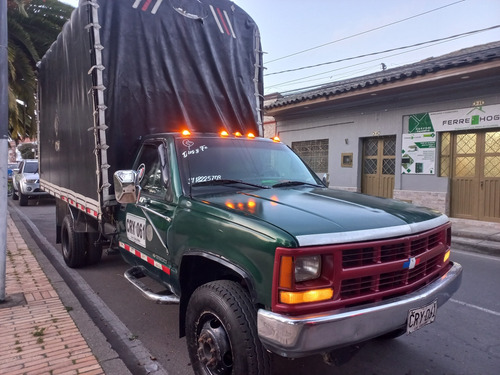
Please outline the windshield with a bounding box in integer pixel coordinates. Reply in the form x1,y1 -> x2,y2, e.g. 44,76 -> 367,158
24,162 -> 38,174
175,137 -> 322,196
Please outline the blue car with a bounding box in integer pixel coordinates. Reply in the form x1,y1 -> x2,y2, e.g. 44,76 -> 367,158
8,163 -> 18,179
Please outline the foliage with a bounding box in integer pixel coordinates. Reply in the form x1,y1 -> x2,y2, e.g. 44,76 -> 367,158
17,142 -> 37,159
7,0 -> 74,141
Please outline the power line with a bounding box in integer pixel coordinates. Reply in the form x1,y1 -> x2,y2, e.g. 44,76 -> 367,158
267,0 -> 465,64
266,37 -> 464,91
264,25 -> 500,77
264,33 -> 474,93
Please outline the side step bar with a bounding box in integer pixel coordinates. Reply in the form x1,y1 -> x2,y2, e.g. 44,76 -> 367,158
124,266 -> 180,304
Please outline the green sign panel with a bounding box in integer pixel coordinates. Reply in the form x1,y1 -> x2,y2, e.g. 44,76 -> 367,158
409,104 -> 500,133
409,113 -> 435,133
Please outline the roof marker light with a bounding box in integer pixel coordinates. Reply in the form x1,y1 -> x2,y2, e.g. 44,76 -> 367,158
247,133 -> 255,139
182,130 -> 191,136
221,130 -> 229,137
272,136 -> 280,142
234,132 -> 242,137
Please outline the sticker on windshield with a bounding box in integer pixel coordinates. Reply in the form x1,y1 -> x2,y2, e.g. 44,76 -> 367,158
181,139 -> 208,158
189,175 -> 222,184
126,213 -> 146,247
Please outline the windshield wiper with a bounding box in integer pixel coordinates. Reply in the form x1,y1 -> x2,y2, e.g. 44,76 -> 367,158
272,180 -> 323,188
192,179 -> 269,189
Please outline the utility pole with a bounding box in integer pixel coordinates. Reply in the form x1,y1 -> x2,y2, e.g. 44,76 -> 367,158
1,0 -> 8,302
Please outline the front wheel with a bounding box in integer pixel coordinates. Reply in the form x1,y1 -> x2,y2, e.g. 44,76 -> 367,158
186,280 -> 270,375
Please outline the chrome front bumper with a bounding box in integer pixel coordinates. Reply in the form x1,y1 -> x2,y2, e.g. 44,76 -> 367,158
258,262 -> 462,358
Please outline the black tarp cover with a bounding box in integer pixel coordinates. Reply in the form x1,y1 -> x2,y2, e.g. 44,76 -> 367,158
38,0 -> 263,206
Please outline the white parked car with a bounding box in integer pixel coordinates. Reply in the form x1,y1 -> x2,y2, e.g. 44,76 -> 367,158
12,159 -> 49,206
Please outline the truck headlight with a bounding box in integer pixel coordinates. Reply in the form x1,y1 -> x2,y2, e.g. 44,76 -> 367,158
295,255 -> 321,282
276,251 -> 334,307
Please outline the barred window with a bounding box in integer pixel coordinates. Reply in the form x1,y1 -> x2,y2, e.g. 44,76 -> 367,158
439,132 -> 450,177
292,139 -> 329,173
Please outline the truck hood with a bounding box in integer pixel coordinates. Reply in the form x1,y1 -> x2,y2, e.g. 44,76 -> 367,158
201,187 -> 447,246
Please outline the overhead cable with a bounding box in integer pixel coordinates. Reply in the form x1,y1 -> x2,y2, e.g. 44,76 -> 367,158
267,0 -> 466,64
265,25 -> 500,77
265,34 -> 476,93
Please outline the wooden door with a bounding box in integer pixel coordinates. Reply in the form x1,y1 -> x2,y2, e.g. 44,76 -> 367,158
362,137 -> 396,198
451,130 -> 500,222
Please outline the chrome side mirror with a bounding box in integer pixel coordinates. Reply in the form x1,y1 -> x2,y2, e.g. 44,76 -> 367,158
114,170 -> 141,204
322,173 -> 329,187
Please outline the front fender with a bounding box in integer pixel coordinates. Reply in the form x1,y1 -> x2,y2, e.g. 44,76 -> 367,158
177,252 -> 258,337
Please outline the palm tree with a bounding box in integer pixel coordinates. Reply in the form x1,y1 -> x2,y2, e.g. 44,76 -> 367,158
8,0 -> 74,141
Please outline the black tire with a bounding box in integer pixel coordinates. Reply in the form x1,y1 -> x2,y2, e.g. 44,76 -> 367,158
186,280 -> 271,375
19,192 -> 28,206
86,232 -> 103,266
12,188 -> 18,200
61,215 -> 86,268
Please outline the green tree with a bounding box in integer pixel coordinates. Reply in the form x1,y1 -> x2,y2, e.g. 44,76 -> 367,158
17,142 -> 37,159
8,0 -> 74,141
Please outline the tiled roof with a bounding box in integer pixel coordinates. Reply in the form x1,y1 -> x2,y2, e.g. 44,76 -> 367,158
266,41 -> 500,109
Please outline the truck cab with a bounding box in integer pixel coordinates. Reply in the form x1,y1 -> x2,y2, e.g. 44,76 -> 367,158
114,132 -> 324,303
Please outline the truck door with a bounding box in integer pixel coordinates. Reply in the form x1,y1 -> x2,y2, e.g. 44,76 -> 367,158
119,140 -> 176,283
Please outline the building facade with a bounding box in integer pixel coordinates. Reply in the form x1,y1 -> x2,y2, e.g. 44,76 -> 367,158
265,42 -> 500,223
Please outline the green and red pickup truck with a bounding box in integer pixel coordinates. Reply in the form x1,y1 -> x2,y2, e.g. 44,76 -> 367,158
37,1 -> 462,374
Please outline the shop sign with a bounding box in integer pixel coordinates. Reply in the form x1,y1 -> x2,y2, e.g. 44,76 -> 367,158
401,133 -> 436,174
409,104 -> 500,133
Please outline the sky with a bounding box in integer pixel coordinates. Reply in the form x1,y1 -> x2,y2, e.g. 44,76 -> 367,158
59,0 -> 500,95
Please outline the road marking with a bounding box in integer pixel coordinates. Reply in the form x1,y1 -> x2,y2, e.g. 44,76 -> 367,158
450,299 -> 500,317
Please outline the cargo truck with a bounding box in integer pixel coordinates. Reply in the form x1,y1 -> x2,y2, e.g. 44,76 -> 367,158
37,1 -> 463,374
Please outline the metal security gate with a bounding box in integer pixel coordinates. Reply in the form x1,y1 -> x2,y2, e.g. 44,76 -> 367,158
450,130 -> 500,222
362,137 -> 396,198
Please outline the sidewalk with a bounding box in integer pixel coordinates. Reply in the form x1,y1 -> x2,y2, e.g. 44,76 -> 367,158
0,214 -> 104,375
450,217 -> 500,256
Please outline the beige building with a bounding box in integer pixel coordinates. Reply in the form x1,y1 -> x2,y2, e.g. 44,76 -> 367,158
265,42 -> 500,223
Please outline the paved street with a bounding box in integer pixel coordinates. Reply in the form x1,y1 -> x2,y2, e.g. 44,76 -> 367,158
9,199 -> 500,375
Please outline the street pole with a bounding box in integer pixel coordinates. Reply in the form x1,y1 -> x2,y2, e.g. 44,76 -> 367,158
0,0 -> 8,302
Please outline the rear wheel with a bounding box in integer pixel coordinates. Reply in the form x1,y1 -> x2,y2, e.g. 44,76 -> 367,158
186,280 -> 270,375
61,215 -> 86,268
